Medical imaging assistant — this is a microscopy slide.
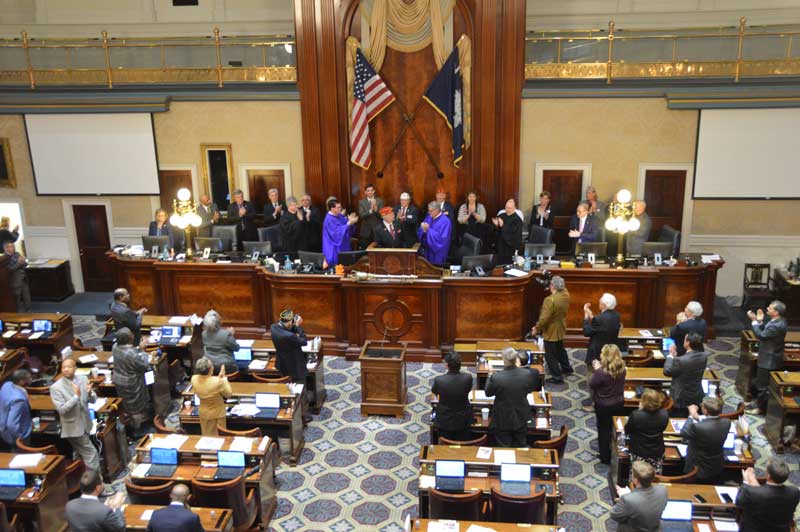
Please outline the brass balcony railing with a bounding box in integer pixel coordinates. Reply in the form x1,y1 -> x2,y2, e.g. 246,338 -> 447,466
525,18 -> 800,83
0,28 -> 297,88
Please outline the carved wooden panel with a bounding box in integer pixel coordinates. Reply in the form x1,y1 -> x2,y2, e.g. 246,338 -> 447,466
443,277 -> 530,342
171,273 -> 257,325
364,370 -> 401,402
660,270 -> 704,326
268,279 -> 343,338
126,269 -> 158,314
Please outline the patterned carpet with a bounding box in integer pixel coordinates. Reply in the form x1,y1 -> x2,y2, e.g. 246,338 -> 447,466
71,317 -> 798,531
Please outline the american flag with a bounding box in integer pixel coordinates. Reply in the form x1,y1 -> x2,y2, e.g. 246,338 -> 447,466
350,48 -> 395,169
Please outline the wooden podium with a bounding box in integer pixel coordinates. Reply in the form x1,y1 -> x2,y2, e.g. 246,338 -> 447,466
358,340 -> 407,417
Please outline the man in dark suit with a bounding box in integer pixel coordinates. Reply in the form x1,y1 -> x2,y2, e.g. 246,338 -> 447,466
395,192 -> 421,247
3,241 -> 31,312
582,292 -> 621,366
196,194 -> 219,238
228,189 -> 257,243
485,347 -> 541,447
680,396 -> 731,484
270,309 -> 308,383
736,458 -> 800,532
372,207 -> 404,248
263,188 -> 286,224
110,288 -> 147,345
669,301 -> 706,355
358,184 -> 383,248
568,202 -> 597,255
431,353 -> 474,442
747,300 -> 788,414
625,200 -> 652,256
663,332 -> 708,417
147,483 -> 204,532
65,470 -> 126,532
279,197 -> 305,253
299,194 -> 323,251
610,460 -> 668,532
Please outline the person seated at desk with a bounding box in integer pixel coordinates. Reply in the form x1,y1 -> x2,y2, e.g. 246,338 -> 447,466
280,196 -> 306,253
625,201 -> 652,256
669,301 -> 706,355
148,208 -> 176,254
228,188 -> 257,244
110,287 -> 147,345
322,199 -> 358,266
270,309 -> 308,383
373,206 -> 404,248
395,192 -> 420,247
0,216 -> 19,244
610,460 -> 668,532
664,332 -> 708,417
485,347 -> 540,448
0,369 -> 32,452
492,199 -> 523,263
431,353 -> 473,442
263,187 -> 286,224
736,458 -> 800,532
201,310 -> 239,374
624,388 -> 668,481
418,201 -> 452,265
680,396 -> 731,485
457,190 -> 487,242
528,190 -> 553,231
2,240 -> 31,313
568,202 -> 597,255
191,357 -> 231,436
112,327 -> 153,438
66,470 -> 126,532
299,194 -> 323,252
746,300 -> 788,415
50,358 -> 101,473
146,483 -> 204,532
590,344 -> 627,465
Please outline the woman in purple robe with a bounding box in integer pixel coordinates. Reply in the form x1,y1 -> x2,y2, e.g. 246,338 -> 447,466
418,201 -> 452,265
322,199 -> 358,265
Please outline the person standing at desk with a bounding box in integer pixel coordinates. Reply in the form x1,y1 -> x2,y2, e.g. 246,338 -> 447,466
663,332 -> 708,417
589,344 -> 626,464
395,192 -> 421,247
322,199 -> 358,266
280,197 -> 306,253
191,357 -> 231,436
418,201 -> 452,265
609,461 -> 668,532
582,293 -> 621,368
0,369 -> 32,451
196,194 -> 219,238
201,310 -> 239,374
492,199 -> 523,263
299,194 -> 323,252
147,483 -> 204,532
228,189 -> 257,245
358,183 -> 383,249
372,207 -> 404,248
2,240 -> 31,312
624,388 -> 669,480
485,347 -> 540,447
625,201 -> 652,256
457,191 -> 487,242
270,309 -> 308,382
263,188 -> 286,224
50,358 -> 101,472
110,288 -> 147,345
433,187 -> 457,235
532,275 -> 573,384
568,202 -> 597,255
112,328 -> 153,438
584,185 -> 607,223
148,208 -> 175,254
680,396 -> 731,484
736,458 -> 800,532
66,470 -> 126,532
0,216 -> 19,244
669,301 -> 706,355
431,353 -> 473,442
746,300 -> 788,415
528,191 -> 553,231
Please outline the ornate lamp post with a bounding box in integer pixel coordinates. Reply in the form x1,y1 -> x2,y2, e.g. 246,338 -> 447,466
169,188 -> 203,258
604,188 -> 640,266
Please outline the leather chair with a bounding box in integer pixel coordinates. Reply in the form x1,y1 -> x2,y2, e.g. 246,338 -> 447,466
218,425 -> 262,438
454,233 -> 482,262
439,434 -> 488,447
532,425 -> 569,464
258,225 -> 283,252
211,225 -> 238,252
720,401 -> 746,420
154,415 -> 185,435
527,225 -> 554,244
575,241 -> 608,258
191,476 -> 258,532
17,438 -> 85,499
242,241 -> 272,256
655,466 -> 698,484
428,488 -> 483,521
193,237 -> 226,253
125,478 -> 175,505
0,502 -> 20,532
524,243 -> 556,258
251,373 -> 290,384
641,241 -> 674,258
658,225 -> 681,257
488,487 -> 547,524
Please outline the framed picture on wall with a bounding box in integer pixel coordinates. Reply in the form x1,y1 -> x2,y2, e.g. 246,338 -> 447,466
0,138 -> 16,189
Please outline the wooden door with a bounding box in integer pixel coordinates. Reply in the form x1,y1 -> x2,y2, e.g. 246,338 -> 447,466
247,169 -> 285,215
644,170 -> 686,237
72,205 -> 112,292
542,170 -> 583,253
158,170 -> 193,211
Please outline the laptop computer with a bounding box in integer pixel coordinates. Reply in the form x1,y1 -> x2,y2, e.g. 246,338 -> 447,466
32,319 -> 53,339
660,500 -> 693,532
500,463 -> 532,496
146,447 -> 179,478
234,347 -> 253,370
0,469 -> 26,501
255,392 -> 281,419
214,451 -> 246,480
0,319 -> 4,333
434,460 -> 465,492
159,326 -> 182,346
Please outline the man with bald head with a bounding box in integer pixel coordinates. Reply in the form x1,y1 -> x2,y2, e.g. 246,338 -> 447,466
146,483 -> 203,532
625,200 -> 652,256
196,194 -> 219,237
110,287 -> 147,345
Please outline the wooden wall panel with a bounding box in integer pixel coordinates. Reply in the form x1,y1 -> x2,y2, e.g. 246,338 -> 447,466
268,276 -> 344,340
170,273 -> 258,325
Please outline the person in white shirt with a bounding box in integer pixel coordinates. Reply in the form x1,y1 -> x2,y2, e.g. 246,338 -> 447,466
65,470 -> 126,532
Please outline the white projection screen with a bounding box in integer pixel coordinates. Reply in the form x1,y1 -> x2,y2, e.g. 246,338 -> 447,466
24,113 -> 159,195
693,108 -> 800,199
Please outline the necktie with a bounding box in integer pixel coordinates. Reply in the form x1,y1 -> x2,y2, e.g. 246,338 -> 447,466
401,207 -> 406,218
390,225 -> 395,239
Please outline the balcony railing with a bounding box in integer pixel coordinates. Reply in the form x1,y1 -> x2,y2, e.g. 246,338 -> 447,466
525,18 -> 800,83
0,28 -> 297,88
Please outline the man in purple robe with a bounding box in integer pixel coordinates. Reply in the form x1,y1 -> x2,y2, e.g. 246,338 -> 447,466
322,199 -> 358,266
418,201 -> 452,265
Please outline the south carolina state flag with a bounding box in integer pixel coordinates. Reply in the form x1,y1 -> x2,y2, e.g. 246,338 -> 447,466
423,48 -> 464,167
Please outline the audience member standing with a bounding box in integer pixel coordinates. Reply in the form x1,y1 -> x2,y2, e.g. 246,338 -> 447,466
532,276 -> 573,384
110,287 -> 147,345
664,332 -> 708,417
111,328 -> 153,438
50,358 -> 101,472
736,458 -> 800,532
609,461 -> 668,532
270,309 -> 309,383
191,357 -> 231,436
0,369 -> 32,451
747,300 -> 788,415
431,353 -> 473,442
3,241 -> 31,312
65,470 -> 126,532
624,388 -> 668,480
669,301 -> 706,355
485,348 -> 540,447
201,310 -> 239,373
680,397 -> 731,484
146,483 -> 204,532
590,344 -> 626,464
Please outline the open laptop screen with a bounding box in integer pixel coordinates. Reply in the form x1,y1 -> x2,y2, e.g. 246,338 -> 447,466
0,470 -> 25,487
434,460 -> 465,478
234,347 -> 252,361
160,326 -> 181,338
255,393 -> 280,409
500,463 -> 531,483
33,320 -> 52,333
150,448 -> 178,465
661,500 -> 693,521
217,451 -> 245,468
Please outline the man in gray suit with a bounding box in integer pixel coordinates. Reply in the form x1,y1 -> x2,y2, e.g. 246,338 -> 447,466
2,241 -> 31,312
625,201 -> 652,256
747,300 -> 788,414
65,470 -> 126,532
50,358 -> 101,472
663,332 -> 708,417
358,183 -> 383,248
681,397 -> 731,483
610,460 -> 668,532
196,194 -> 219,238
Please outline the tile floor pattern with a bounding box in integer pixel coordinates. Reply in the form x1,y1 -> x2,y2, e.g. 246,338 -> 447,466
71,317 -> 798,531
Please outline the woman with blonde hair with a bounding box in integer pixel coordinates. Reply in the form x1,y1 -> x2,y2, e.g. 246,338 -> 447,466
589,343 -> 627,464
624,388 -> 669,480
0,216 -> 19,244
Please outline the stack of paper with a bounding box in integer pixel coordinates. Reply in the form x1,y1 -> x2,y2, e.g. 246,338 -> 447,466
427,521 -> 459,532
465,524 -> 496,532
231,404 -> 261,417
258,436 -> 270,452
476,447 -> 492,459
168,316 -> 189,325
471,390 -> 488,401
248,360 -> 268,370
131,463 -> 151,478
712,520 -> 739,531
150,434 -> 189,449
418,475 -> 435,489
290,383 -> 304,395
238,339 -> 255,348
89,398 -> 107,411
9,454 -> 44,468
195,437 -> 225,451
140,510 -> 154,521
230,437 -> 255,453
78,354 -> 99,364
493,449 -> 516,464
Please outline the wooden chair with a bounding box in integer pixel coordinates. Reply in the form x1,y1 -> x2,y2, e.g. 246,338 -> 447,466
0,501 -> 21,532
655,466 -> 698,484
428,488 -> 483,521
439,434 -> 488,447
226,370 -> 242,382
125,478 -> 175,505
488,487 -> 547,524
662,395 -> 674,411
720,401 -> 746,420
217,425 -> 262,438
251,373 -> 290,384
154,415 -> 185,435
626,354 -> 655,367
17,438 -> 85,499
743,263 -> 772,309
191,476 -> 258,532
15,439 -> 57,455
532,425 -> 569,464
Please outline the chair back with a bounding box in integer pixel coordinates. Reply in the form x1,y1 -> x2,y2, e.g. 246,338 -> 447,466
142,235 -> 170,253
524,243 -> 556,258
439,434 -> 488,447
428,489 -> 482,521
124,478 -> 175,505
154,415 -> 183,434
655,466 -> 698,484
191,476 -> 256,530
658,225 -> 681,256
225,370 -> 242,382
626,354 -> 654,367
461,254 -> 495,271
575,241 -> 608,258
489,487 -> 547,524
15,438 -> 57,455
527,225 -> 554,244
456,233 -> 482,260
0,501 -> 18,532
251,373 -> 291,384
641,241 -> 674,258
194,237 -> 226,253
532,425 -> 569,463
719,401 -> 745,420
743,264 -> 771,289
211,225 -> 238,252
257,225 -> 283,252
217,425 -> 262,438
242,241 -> 272,256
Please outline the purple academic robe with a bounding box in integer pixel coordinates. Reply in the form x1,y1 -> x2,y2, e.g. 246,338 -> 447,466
322,212 -> 354,265
418,213 -> 452,264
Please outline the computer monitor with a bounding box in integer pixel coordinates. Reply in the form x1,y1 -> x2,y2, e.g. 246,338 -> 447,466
461,254 -> 495,272
575,241 -> 608,258
142,236 -> 171,253
524,243 -> 556,259
641,241 -> 674,258
434,460 -> 465,478
217,451 -> 245,468
150,447 -> 178,465
337,250 -> 366,266
32,319 -> 52,333
500,463 -> 531,483
160,326 -> 181,338
234,347 -> 252,362
255,393 -> 281,409
298,251 -> 326,268
194,237 -> 225,254
0,470 -> 25,487
242,241 -> 272,256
